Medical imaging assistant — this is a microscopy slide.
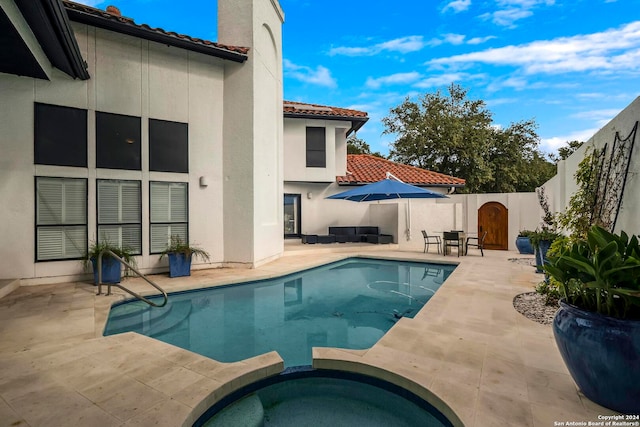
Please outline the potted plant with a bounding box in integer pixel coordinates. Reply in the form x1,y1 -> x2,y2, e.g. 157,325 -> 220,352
160,236 -> 210,277
530,187 -> 561,272
529,229 -> 562,272
544,225 -> 640,413
515,230 -> 535,254
84,240 -> 136,284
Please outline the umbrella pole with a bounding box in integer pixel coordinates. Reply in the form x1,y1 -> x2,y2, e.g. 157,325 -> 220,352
405,199 -> 411,241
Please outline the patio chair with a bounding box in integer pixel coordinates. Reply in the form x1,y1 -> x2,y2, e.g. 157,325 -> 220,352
421,230 -> 441,254
442,231 -> 461,257
466,231 -> 488,256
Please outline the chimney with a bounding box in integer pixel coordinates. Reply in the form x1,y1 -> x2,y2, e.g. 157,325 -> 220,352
106,5 -> 121,16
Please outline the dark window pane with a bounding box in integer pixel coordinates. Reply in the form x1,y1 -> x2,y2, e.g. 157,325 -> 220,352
96,112 -> 141,170
149,119 -> 188,173
34,103 -> 87,167
306,127 -> 326,168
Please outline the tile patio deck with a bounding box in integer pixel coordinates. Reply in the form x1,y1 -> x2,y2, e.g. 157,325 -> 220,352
0,246 -> 618,426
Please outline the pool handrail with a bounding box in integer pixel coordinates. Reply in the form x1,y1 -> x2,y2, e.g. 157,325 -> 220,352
96,249 -> 168,308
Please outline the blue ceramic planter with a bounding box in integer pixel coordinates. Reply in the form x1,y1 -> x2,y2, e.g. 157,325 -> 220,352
168,253 -> 192,277
534,240 -> 552,273
553,300 -> 640,414
91,257 -> 121,284
515,236 -> 534,254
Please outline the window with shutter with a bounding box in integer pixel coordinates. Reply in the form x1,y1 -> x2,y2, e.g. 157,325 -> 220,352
306,127 -> 326,168
35,177 -> 87,261
97,180 -> 141,254
150,181 -> 188,253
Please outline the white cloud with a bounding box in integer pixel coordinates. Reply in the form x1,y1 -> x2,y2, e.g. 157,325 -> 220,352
283,59 -> 337,88
542,128 -> 598,152
414,73 -> 469,88
482,8 -> 532,27
482,0 -> 555,27
442,0 -> 472,13
329,36 -> 425,56
443,33 -> 466,45
467,36 -> 496,45
570,109 -> 619,123
366,72 -> 422,89
486,76 -> 529,91
427,21 -> 640,75
428,33 -> 495,47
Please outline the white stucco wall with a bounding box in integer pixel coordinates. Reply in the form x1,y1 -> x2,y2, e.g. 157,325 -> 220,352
219,0 -> 284,267
284,179 -> 540,251
543,96 -> 640,235
0,20 -> 236,282
283,117 -> 351,182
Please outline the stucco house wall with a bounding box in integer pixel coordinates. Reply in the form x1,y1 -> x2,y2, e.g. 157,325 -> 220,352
283,117 -> 351,183
219,0 -> 285,267
0,0 -> 285,283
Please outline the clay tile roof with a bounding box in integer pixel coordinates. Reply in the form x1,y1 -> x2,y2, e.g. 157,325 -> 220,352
338,154 -> 465,187
62,1 -> 249,61
283,100 -> 368,134
283,100 -> 368,119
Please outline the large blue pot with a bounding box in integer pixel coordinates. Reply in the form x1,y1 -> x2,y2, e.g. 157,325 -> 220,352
91,257 -> 121,284
553,300 -> 640,414
534,239 -> 552,273
168,253 -> 192,277
515,236 -> 534,254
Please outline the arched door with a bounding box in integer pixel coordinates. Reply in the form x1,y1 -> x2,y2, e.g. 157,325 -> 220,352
478,202 -> 508,250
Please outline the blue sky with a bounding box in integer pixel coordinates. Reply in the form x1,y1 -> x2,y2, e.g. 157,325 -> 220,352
76,0 -> 640,156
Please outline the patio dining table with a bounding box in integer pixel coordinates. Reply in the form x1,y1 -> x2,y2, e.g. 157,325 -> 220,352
442,230 -> 466,256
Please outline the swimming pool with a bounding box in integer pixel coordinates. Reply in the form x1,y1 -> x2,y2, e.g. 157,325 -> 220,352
104,257 -> 454,367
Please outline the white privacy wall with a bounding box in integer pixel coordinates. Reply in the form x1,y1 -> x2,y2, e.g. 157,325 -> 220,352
284,179 -> 541,251
543,96 -> 640,235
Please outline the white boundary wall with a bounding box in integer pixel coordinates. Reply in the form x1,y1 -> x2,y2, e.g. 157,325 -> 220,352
543,96 -> 640,235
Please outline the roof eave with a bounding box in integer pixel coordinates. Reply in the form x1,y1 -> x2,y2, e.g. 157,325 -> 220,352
15,0 -> 90,80
284,112 -> 369,135
64,7 -> 248,63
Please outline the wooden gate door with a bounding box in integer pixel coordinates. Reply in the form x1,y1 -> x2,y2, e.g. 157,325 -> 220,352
477,202 -> 508,250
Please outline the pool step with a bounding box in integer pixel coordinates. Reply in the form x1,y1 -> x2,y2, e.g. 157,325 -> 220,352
204,393 -> 264,427
105,300 -> 192,337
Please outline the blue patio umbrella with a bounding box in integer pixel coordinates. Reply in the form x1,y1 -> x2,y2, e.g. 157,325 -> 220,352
326,178 -> 447,202
326,177 -> 448,241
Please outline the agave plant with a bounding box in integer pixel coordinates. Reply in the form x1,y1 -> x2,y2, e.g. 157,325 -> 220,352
544,225 -> 640,319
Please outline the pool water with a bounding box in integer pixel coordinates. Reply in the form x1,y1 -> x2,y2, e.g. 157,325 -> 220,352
104,258 -> 454,367
196,369 -> 453,427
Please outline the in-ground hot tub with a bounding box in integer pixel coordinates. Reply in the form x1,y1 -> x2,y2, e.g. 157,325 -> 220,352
194,368 -> 456,427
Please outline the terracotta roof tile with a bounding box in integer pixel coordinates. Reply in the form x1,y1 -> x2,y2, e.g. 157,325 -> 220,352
283,101 -> 368,119
338,154 -> 465,187
62,1 -> 249,57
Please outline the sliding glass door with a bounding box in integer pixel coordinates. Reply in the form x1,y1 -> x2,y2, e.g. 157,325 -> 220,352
284,194 -> 301,238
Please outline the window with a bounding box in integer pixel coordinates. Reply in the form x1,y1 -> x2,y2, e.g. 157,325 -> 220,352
96,112 -> 141,170
97,180 -> 141,254
34,103 -> 87,167
35,177 -> 87,261
306,127 -> 326,167
150,181 -> 188,253
149,119 -> 189,173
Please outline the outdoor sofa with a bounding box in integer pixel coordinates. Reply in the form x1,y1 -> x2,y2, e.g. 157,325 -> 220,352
301,226 -> 393,244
